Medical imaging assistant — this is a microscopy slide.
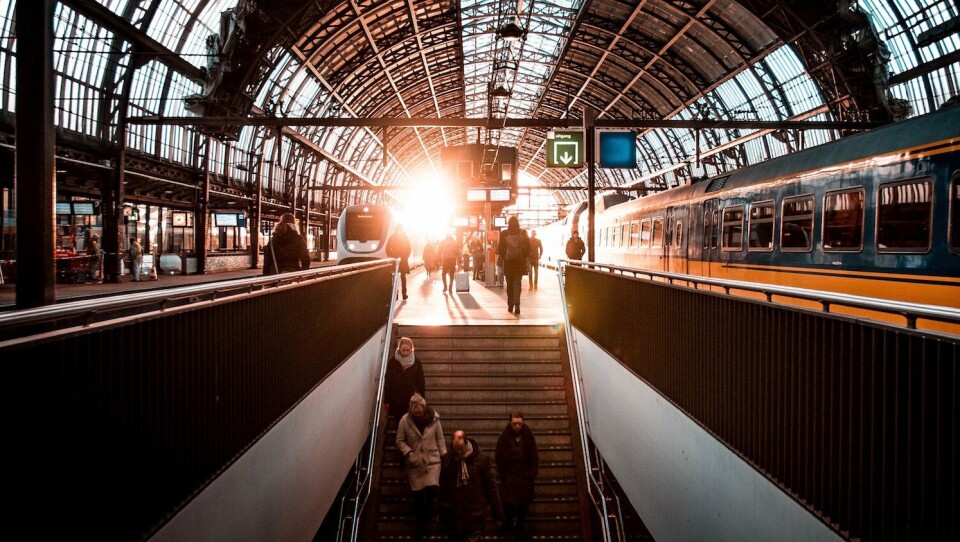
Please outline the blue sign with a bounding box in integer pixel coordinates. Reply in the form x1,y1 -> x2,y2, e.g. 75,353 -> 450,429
598,130 -> 637,168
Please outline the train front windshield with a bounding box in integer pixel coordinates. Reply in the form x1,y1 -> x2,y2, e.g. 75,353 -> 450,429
344,209 -> 385,242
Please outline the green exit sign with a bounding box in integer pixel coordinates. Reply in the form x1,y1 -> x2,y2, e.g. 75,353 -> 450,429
546,130 -> 584,168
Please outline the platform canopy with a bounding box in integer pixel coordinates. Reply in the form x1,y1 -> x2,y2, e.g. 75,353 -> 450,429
0,0 -> 957,211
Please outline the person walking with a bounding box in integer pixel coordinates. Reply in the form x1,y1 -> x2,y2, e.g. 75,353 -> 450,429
263,213 -> 311,274
87,234 -> 102,283
386,223 -> 412,300
439,429 -> 503,542
495,412 -> 539,541
128,237 -> 143,282
439,232 -> 460,293
497,216 -> 531,315
396,393 -> 446,542
423,239 -> 437,277
469,235 -> 484,280
527,230 -> 543,289
384,337 -> 426,423
565,231 -> 586,260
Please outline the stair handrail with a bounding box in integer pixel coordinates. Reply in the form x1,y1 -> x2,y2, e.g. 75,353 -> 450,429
338,258 -> 400,542
558,259 -> 621,541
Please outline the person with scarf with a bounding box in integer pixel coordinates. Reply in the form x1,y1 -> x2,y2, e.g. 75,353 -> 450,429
384,337 -> 426,422
439,430 -> 502,541
495,412 -> 539,540
396,393 -> 446,542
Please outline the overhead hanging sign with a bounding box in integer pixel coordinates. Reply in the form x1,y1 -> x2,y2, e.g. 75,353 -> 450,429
598,130 -> 637,168
546,130 -> 584,168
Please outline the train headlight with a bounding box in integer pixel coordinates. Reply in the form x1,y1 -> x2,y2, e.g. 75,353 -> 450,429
371,243 -> 378,250
348,243 -> 355,250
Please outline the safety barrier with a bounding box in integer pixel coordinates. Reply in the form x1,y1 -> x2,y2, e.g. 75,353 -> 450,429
562,261 -> 959,540
5,261 -> 395,540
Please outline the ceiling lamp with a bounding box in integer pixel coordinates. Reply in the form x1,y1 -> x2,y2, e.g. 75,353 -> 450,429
497,19 -> 526,41
490,85 -> 512,98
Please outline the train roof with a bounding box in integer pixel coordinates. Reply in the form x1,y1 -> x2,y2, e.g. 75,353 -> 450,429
626,104 -> 960,211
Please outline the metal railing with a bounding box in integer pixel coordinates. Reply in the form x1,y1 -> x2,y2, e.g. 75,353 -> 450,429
337,259 -> 400,542
561,259 -> 960,540
558,260 -> 624,542
562,260 -> 960,331
5,260 -> 396,540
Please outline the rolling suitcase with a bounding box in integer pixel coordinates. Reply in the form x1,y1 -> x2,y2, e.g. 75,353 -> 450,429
455,271 -> 470,292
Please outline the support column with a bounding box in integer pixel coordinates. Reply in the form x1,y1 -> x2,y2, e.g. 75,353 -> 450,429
195,136 -> 210,274
249,155 -> 261,269
15,0 -> 56,307
584,106 -> 596,262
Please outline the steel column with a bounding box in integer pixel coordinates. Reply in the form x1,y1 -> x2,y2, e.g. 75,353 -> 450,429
15,0 -> 56,307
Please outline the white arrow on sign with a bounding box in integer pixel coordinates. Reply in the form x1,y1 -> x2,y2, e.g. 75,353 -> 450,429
553,141 -> 580,166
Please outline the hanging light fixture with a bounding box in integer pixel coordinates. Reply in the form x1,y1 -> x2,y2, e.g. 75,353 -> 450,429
489,85 -> 512,98
497,16 -> 526,41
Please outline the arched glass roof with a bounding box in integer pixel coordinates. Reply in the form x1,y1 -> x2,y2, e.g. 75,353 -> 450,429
0,0 -> 957,218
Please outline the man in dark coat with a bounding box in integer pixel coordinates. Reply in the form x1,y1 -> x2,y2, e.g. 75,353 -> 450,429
565,231 -> 586,260
527,230 -> 543,289
495,412 -> 539,540
497,216 -> 532,315
386,223 -> 412,300
264,213 -> 311,274
439,232 -> 460,293
440,430 -> 503,542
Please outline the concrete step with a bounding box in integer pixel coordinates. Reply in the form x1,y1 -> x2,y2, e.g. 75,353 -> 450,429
411,336 -> 560,350
398,325 -> 560,338
382,447 -> 575,464
430,401 -> 568,417
422,361 -> 564,374
378,496 -> 582,516
376,515 -> 583,535
419,349 -> 561,361
381,462 -> 577,481
379,478 -> 580,498
426,374 -> 566,388
428,388 -> 567,402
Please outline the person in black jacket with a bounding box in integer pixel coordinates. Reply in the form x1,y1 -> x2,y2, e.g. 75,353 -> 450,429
440,430 -> 503,541
384,337 -> 426,422
386,224 -> 412,300
565,231 -> 586,260
497,216 -> 532,315
495,412 -> 539,540
263,213 -> 311,274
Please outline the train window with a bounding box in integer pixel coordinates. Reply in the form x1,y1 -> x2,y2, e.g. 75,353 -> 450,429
612,225 -> 620,248
949,174 -> 959,253
877,179 -> 933,253
748,201 -> 775,251
621,224 -> 628,247
640,219 -> 652,247
652,217 -> 664,248
344,208 -> 385,242
711,210 -> 719,248
674,221 -> 683,248
721,206 -> 744,251
702,210 -> 712,249
823,188 -> 865,252
781,195 -> 814,252
629,222 -> 639,248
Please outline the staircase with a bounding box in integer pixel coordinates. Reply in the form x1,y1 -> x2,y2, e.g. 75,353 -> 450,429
372,324 -> 590,541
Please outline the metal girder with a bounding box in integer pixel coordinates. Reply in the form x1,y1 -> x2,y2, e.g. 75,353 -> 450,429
129,115 -> 883,131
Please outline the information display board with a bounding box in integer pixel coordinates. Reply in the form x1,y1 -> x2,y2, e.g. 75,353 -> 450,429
598,130 -> 638,168
213,213 -> 239,227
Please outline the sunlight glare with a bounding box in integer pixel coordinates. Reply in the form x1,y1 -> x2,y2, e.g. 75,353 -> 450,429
396,173 -> 457,240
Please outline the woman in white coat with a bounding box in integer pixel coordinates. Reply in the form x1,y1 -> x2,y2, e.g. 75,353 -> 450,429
396,393 -> 447,542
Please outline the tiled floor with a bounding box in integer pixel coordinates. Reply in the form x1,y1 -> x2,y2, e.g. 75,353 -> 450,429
394,266 -> 564,326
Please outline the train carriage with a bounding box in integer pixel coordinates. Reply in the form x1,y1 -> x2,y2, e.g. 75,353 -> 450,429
543,104 -> 960,312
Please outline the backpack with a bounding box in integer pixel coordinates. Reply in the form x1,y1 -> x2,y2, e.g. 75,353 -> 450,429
504,234 -> 524,263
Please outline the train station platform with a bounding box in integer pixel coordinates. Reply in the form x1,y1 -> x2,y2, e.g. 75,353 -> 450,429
394,266 -> 563,326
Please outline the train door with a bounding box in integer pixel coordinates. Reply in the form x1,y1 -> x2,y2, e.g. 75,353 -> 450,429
665,206 -> 689,274
700,199 -> 720,277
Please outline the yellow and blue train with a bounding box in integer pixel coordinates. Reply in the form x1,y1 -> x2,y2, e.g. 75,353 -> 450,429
542,104 -> 960,312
